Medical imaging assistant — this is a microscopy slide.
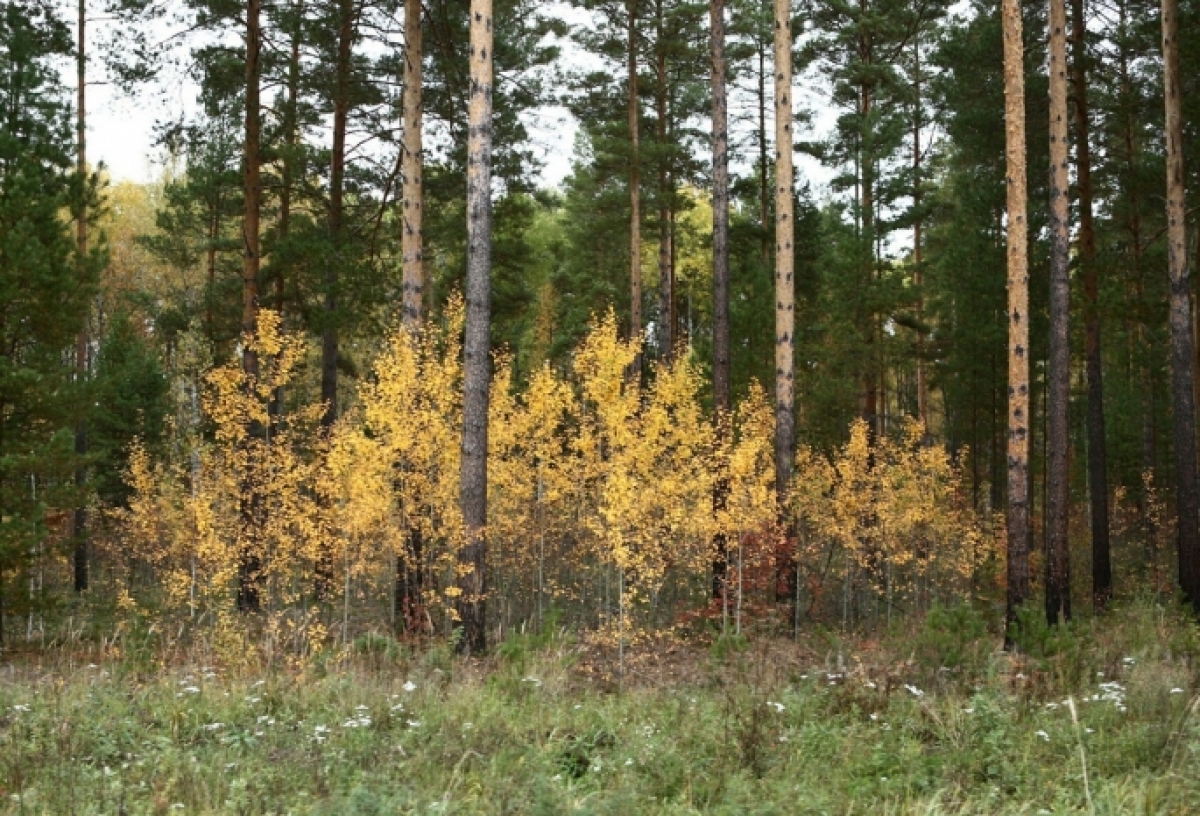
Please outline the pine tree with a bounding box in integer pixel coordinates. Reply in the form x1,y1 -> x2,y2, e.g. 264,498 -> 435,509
458,0 -> 494,654
1161,0 -> 1199,614
1002,0 -> 1032,638
0,0 -> 100,641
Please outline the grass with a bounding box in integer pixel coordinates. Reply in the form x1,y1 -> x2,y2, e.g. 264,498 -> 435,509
1,599 -> 1199,814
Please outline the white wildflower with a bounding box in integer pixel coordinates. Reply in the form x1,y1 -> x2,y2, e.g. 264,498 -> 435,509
402,680 -> 417,692
766,701 -> 785,713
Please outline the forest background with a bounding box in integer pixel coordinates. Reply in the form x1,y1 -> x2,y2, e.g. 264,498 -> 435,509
3,0 -> 1200,659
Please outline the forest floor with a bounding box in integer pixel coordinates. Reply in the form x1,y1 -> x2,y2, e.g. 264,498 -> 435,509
1,600 -> 1199,814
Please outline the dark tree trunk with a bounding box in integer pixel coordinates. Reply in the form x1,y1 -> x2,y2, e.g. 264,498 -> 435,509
1161,0 -> 1200,614
237,0 -> 264,613
74,0 -> 88,594
457,0 -> 493,654
710,0 -> 731,606
628,0 -> 642,365
654,1 -> 672,361
1071,0 -> 1110,611
1045,0 -> 1072,626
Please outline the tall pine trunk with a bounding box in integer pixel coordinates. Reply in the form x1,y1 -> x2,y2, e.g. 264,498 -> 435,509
913,36 -> 928,436
710,0 -> 731,606
628,0 -> 642,363
397,0 -> 425,631
401,0 -> 424,330
1002,0 -> 1031,640
458,0 -> 493,654
1161,0 -> 1200,614
773,0 -> 796,610
237,0 -> 264,613
1072,0 -> 1110,610
324,0 -> 353,433
1045,0 -> 1072,626
73,0 -> 88,594
655,0 -> 672,360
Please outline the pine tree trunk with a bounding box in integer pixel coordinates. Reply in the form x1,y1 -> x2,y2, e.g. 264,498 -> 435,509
773,0 -> 796,609
758,35 -> 769,264
1046,0 -> 1072,626
402,0 -> 424,330
1002,0 -> 1031,640
397,0 -> 425,632
655,1 -> 672,361
913,36 -> 928,436
73,0 -> 88,594
458,0 -> 493,654
238,0 -> 264,613
324,0 -> 352,433
710,0 -> 731,606
1161,0 -> 1200,614
1072,0 -> 1110,611
628,0 -> 642,363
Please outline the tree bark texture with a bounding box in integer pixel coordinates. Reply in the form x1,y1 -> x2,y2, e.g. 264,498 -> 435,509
323,0 -> 353,433
773,0 -> 796,606
458,0 -> 493,654
710,0 -> 731,605
74,0 -> 89,594
401,0 -> 424,330
238,0 -> 264,613
1161,0 -> 1200,614
1002,0 -> 1031,638
1046,0 -> 1072,626
1071,0 -> 1110,611
628,1 -> 642,359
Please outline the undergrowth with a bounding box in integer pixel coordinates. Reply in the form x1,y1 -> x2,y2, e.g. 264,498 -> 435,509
0,599 -> 1198,814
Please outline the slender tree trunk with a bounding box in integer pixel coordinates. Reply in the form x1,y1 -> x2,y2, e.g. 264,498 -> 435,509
323,0 -> 353,432
655,1 -> 672,360
1002,0 -> 1031,640
402,0 -> 424,330
913,37 -> 929,436
773,0 -> 796,608
628,0 -> 643,362
710,0 -> 731,606
73,0 -> 88,594
458,0 -> 493,654
1161,0 -> 1200,614
397,0 -> 425,632
758,35 -> 769,264
238,0 -> 264,613
315,0 -> 354,600
1046,0 -> 1072,626
1071,0 -> 1110,611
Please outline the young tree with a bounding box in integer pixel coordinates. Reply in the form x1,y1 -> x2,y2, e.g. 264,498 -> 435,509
1045,0 -> 1071,625
1002,0 -> 1032,638
458,0 -> 493,653
1161,0 -> 1199,614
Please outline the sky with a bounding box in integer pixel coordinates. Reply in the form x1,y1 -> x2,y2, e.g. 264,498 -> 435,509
70,1 -> 838,196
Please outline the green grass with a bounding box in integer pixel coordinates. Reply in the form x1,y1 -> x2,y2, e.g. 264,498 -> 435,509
1,600 -> 1199,814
